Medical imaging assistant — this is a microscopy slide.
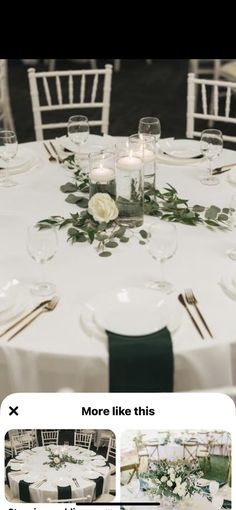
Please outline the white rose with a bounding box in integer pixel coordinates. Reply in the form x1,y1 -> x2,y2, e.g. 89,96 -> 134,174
161,476 -> 168,482
170,473 -> 175,481
168,468 -> 175,474
53,457 -> 60,464
88,193 -> 118,223
175,477 -> 181,485
167,480 -> 173,487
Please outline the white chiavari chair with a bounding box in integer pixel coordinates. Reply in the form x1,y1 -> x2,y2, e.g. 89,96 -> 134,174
96,430 -> 114,450
11,434 -> 31,455
41,430 -> 59,446
186,72 -> 236,143
0,59 -> 15,130
74,432 -> 92,449
28,64 -> 113,140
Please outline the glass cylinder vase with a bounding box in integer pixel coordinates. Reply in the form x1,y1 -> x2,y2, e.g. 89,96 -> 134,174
116,147 -> 144,227
129,133 -> 156,188
89,150 -> 116,199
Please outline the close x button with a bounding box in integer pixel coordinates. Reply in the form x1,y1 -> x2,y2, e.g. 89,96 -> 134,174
9,406 -> 18,416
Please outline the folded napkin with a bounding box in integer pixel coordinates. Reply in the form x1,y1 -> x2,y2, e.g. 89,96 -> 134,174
108,326 -> 173,392
95,476 -> 104,498
57,484 -> 72,500
223,500 -> 232,509
19,480 -> 32,502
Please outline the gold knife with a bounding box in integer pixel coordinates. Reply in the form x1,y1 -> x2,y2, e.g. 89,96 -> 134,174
6,297 -> 59,342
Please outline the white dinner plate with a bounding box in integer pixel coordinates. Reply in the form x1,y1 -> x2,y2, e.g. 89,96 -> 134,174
83,287 -> 171,336
80,288 -> 182,338
83,470 -> 100,480
0,279 -> 30,325
57,135 -> 106,157
197,479 -> 209,487
24,473 -> 39,483
9,464 -> 24,471
92,459 -> 106,467
57,478 -> 71,487
0,147 -> 36,175
158,139 -> 205,165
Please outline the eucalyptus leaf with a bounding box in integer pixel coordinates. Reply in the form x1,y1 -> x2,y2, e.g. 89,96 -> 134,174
105,241 -> 119,248
99,251 -> 112,257
60,183 -> 78,193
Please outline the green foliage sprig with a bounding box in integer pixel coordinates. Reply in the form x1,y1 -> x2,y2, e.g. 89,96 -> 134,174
43,447 -> 84,470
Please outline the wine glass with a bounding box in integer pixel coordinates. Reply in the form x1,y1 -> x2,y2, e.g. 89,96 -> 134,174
200,129 -> 223,186
26,224 -> 58,296
0,129 -> 18,187
138,117 -> 161,143
147,221 -> 177,293
67,115 -> 89,153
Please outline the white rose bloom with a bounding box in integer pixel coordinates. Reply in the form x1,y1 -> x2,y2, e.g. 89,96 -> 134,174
167,480 -> 173,487
170,473 -> 175,481
161,476 -> 168,482
175,477 -> 181,484
168,468 -> 175,474
88,193 -> 118,223
173,487 -> 179,494
54,457 -> 60,464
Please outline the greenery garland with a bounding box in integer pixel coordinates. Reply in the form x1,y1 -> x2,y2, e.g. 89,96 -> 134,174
38,157 -> 230,257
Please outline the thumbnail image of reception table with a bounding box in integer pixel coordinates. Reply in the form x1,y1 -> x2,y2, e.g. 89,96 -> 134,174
6,445 -> 110,503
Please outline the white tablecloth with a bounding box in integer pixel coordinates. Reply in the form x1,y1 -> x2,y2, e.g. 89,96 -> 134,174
7,445 -> 109,503
1,135 -> 236,397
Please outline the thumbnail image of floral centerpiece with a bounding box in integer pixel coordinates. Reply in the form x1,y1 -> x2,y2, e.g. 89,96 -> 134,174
140,458 -> 203,506
43,447 -> 84,471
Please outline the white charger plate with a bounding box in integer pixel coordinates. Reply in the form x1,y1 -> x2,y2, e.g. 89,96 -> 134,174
158,139 -> 205,165
83,470 -> 100,480
24,473 -> 39,483
0,147 -> 36,175
92,459 -> 106,467
80,287 -> 182,338
57,478 -> 71,487
9,463 -> 24,471
0,279 -> 30,325
57,135 -> 106,157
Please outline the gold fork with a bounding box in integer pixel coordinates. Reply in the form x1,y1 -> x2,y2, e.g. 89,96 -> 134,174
7,297 -> 59,342
185,289 -> 213,338
49,141 -> 64,163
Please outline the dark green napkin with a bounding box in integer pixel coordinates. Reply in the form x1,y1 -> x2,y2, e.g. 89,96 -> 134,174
223,500 -> 231,509
19,480 -> 32,502
5,466 -> 12,487
108,326 -> 173,392
95,476 -> 104,498
57,485 -> 72,500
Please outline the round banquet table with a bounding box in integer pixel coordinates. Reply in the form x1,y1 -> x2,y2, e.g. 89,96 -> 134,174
7,445 -> 110,503
1,135 -> 236,396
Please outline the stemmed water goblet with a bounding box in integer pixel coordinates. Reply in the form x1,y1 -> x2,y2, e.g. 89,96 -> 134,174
0,129 -> 18,187
200,129 -> 223,185
147,221 -> 177,293
26,224 -> 58,296
67,115 -> 89,154
138,117 -> 161,143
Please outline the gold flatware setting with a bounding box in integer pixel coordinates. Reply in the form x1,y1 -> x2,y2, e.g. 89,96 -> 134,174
213,162 -> 236,175
184,289 -> 213,338
49,141 -> 64,163
178,293 -> 204,339
6,296 -> 59,342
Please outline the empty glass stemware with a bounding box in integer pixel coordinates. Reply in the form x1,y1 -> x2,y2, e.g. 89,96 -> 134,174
147,221 -> 177,293
26,224 -> 58,296
200,129 -> 223,185
67,115 -> 89,153
0,129 -> 18,187
138,116 -> 161,143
